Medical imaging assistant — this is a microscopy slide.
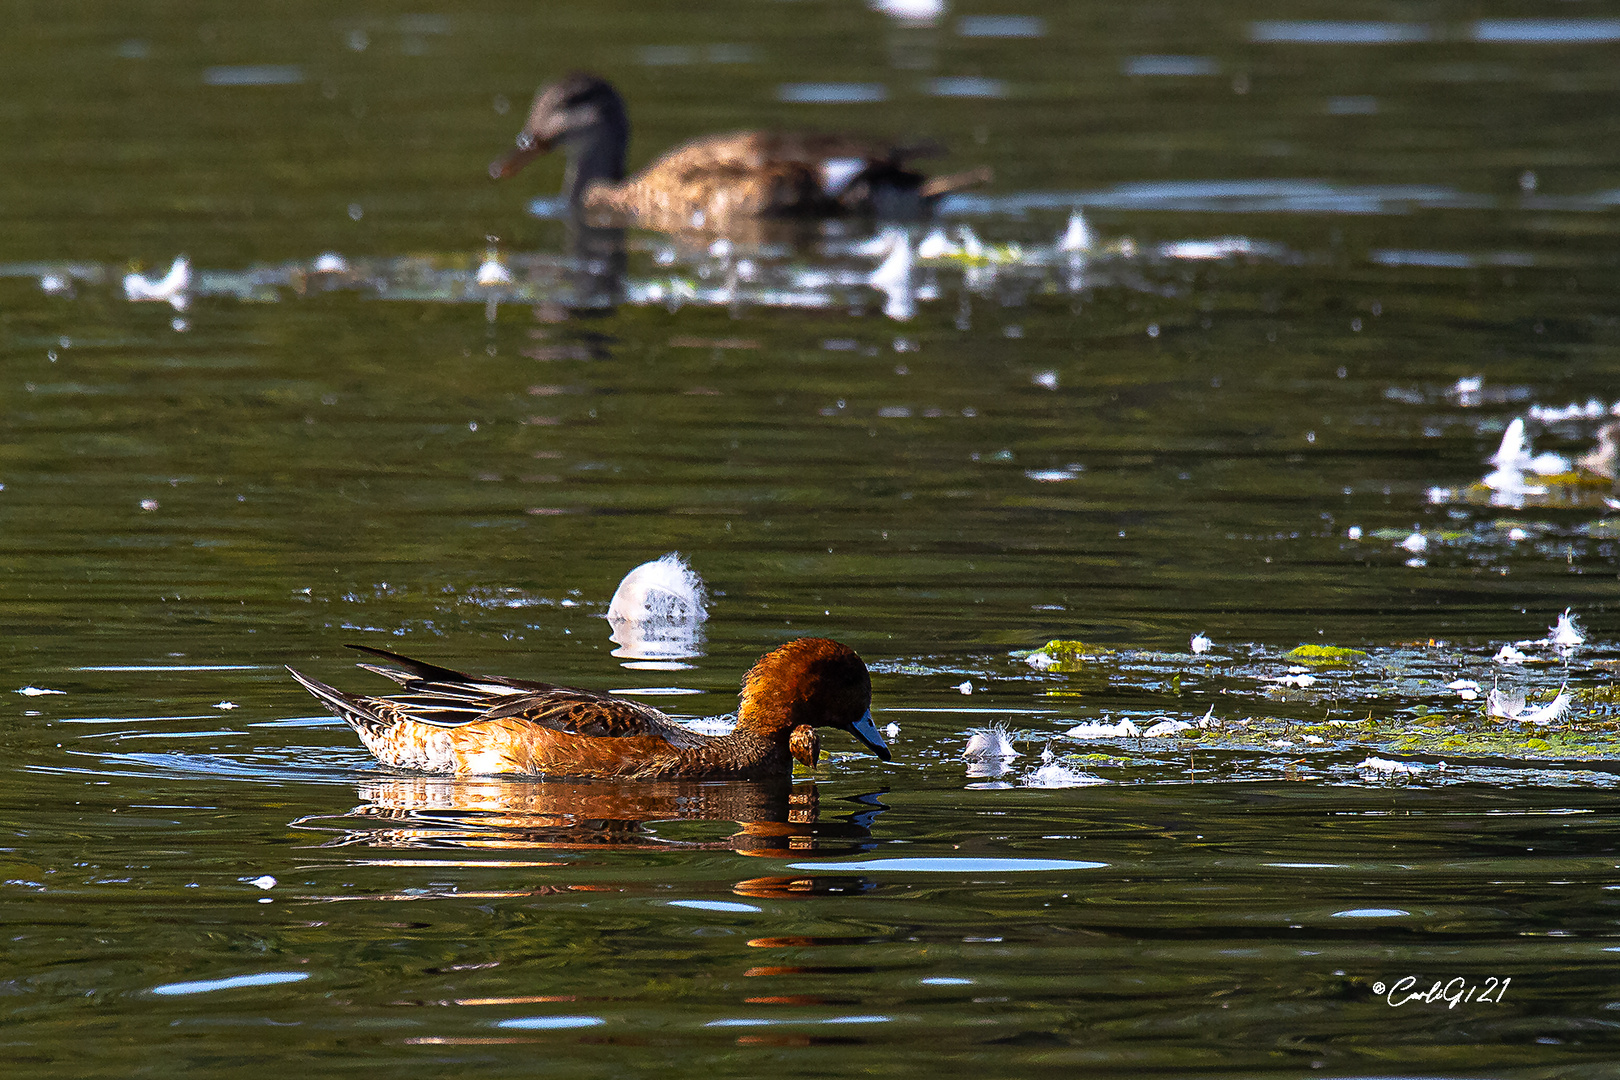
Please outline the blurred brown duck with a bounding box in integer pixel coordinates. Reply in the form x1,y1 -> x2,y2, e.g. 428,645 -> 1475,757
490,72 -> 990,230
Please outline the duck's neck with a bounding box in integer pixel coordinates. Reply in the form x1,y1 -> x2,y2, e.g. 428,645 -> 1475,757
562,125 -> 628,206
663,724 -> 789,780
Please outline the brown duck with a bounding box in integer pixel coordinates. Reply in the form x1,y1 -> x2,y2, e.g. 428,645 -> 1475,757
288,637 -> 887,780
490,71 -> 990,230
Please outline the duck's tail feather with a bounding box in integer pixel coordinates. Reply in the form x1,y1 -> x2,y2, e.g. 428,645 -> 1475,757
345,644 -> 475,685
286,665 -> 395,740
343,644 -> 550,695
919,165 -> 993,199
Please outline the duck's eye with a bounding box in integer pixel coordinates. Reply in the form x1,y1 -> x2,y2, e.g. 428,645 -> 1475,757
516,133 -> 537,151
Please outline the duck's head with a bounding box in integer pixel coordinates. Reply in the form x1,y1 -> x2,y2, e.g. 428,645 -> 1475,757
739,638 -> 888,761
490,72 -> 629,201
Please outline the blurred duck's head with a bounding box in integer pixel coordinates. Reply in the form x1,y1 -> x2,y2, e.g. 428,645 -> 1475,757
490,72 -> 630,201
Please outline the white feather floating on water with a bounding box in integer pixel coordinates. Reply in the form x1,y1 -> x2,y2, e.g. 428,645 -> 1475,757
1449,679 -> 1480,701
1493,644 -> 1527,665
963,724 -> 1019,760
868,231 -> 915,321
607,553 -> 708,661
1356,756 -> 1431,775
1487,683 -> 1570,724
1022,761 -> 1105,788
1057,211 -> 1094,255
1487,685 -> 1526,719
1520,688 -> 1572,725
1449,376 -> 1483,406
1489,418 -> 1528,470
1142,718 -> 1194,738
1530,400 -> 1604,423
1528,451 -> 1571,476
1547,609 -> 1585,649
607,553 -> 707,625
476,253 -> 513,286
1482,465 -> 1547,501
16,686 -> 65,696
917,226 -> 957,259
123,256 -> 190,310
1398,531 -> 1428,554
1481,415 -> 1570,504
1190,632 -> 1212,654
1065,718 -> 1140,738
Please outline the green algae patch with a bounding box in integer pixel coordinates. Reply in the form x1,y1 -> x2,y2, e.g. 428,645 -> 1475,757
1196,713 -> 1620,762
1285,644 -> 1368,665
1458,475 -> 1615,510
1040,639 -> 1110,660
1059,752 -> 1138,768
1021,639 -> 1115,673
1381,719 -> 1620,761
1580,518 -> 1620,539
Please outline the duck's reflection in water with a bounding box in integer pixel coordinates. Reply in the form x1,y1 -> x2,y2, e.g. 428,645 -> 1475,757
322,775 -> 881,857
311,778 -> 889,1044
563,216 -> 626,314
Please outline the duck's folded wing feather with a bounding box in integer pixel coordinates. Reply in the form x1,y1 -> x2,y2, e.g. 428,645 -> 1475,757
480,688 -> 692,742
330,645 -> 707,748
375,680 -> 707,748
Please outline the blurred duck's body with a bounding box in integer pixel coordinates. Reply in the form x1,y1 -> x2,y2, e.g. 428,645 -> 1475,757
491,72 -> 989,230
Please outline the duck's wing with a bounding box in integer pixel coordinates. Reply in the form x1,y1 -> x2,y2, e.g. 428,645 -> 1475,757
334,645 -> 700,745
682,131 -> 943,168
770,132 -> 945,165
479,687 -> 699,743
637,130 -> 933,187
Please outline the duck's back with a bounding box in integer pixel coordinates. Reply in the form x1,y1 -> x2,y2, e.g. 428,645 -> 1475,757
585,130 -> 933,226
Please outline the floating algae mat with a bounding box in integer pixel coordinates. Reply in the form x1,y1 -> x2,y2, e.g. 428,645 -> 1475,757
997,635 -> 1620,770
